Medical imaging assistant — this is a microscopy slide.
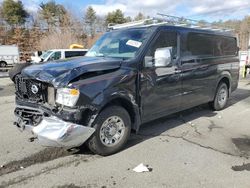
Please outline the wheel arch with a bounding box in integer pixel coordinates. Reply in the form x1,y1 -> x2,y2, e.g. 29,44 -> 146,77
215,74 -> 232,98
0,61 -> 7,66
99,96 -> 141,133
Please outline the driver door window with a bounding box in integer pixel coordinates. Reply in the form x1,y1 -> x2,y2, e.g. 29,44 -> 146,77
146,31 -> 178,60
145,31 -> 178,76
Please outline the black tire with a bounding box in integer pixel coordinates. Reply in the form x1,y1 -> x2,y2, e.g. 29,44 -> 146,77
87,105 -> 131,156
211,82 -> 229,111
0,61 -> 7,67
9,62 -> 32,82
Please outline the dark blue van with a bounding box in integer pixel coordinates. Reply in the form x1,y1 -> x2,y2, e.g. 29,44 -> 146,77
13,21 -> 239,155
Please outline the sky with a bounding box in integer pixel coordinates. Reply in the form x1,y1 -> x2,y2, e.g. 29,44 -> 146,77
3,0 -> 250,22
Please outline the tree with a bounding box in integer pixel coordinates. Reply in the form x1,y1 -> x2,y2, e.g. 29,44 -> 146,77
197,20 -> 207,27
0,0 -> 28,25
105,9 -> 126,25
134,12 -> 145,21
39,0 -> 67,28
125,16 -> 132,22
85,6 -> 96,38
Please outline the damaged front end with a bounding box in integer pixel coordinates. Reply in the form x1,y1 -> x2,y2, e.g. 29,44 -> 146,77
13,73 -> 96,148
15,108 -> 95,147
12,56 -> 137,149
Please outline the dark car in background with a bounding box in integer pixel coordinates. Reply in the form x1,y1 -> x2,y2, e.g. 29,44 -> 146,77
13,20 -> 239,156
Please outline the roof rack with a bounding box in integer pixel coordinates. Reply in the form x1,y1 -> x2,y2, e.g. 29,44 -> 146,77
107,18 -> 154,30
108,13 -> 234,34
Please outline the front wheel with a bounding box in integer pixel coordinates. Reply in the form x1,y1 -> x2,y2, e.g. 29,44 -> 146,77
87,105 -> 131,156
211,83 -> 229,111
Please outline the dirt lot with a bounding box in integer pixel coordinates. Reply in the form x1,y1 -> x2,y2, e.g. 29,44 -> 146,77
0,77 -> 250,188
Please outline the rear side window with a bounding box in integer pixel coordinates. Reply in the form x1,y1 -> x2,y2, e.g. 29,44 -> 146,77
187,33 -> 213,57
186,33 -> 237,58
65,51 -> 87,58
222,37 -> 237,56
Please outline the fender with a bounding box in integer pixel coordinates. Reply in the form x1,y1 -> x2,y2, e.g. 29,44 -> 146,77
92,89 -> 141,132
215,71 -> 232,97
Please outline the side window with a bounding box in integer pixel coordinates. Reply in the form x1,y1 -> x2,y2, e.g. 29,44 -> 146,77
187,33 -> 213,57
147,31 -> 177,59
185,33 -> 237,59
223,37 -> 237,56
214,37 -> 223,56
49,51 -> 61,61
65,51 -> 87,58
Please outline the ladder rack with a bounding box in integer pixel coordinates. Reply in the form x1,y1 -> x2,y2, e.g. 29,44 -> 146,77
108,13 -> 234,34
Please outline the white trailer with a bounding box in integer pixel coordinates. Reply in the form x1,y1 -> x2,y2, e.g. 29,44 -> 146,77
0,45 -> 20,67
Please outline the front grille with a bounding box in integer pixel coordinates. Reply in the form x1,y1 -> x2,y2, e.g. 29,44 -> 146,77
15,75 -> 48,103
14,107 -> 43,127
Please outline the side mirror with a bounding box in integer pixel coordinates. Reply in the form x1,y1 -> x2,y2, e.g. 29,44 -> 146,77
154,47 -> 172,67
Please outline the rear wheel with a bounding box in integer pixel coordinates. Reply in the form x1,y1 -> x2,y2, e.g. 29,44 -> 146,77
87,105 -> 131,156
0,61 -> 7,67
211,82 -> 229,111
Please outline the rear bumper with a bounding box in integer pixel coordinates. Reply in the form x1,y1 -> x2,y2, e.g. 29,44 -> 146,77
14,107 -> 95,148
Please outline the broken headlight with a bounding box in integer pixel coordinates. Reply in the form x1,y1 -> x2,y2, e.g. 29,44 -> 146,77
56,88 -> 80,107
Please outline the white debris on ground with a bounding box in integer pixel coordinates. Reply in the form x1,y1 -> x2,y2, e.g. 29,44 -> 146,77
133,163 -> 150,173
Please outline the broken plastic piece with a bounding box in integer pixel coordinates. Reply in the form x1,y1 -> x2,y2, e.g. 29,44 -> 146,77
28,137 -> 37,142
133,163 -> 150,173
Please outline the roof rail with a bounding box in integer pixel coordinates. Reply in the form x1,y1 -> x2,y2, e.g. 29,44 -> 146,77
108,13 -> 234,34
108,19 -> 153,30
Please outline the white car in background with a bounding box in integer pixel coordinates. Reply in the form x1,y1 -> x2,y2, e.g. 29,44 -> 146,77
32,49 -> 88,63
0,45 -> 20,67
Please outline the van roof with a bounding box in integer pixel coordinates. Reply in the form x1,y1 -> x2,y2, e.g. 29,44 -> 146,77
146,25 -> 235,37
110,25 -> 235,38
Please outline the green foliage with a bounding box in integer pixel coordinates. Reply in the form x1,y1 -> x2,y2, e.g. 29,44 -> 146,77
0,0 -> 28,25
125,16 -> 132,22
85,6 -> 96,24
197,20 -> 207,27
105,9 -> 126,25
85,6 -> 97,38
39,0 -> 67,26
134,12 -> 145,21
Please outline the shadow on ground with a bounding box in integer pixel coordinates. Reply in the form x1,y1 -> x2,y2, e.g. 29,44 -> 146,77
0,84 -> 15,97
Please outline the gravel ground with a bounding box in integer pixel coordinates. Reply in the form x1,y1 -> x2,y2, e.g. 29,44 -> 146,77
0,78 -> 250,188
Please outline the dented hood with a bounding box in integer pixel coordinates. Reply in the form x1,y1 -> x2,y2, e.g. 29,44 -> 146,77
22,57 -> 122,87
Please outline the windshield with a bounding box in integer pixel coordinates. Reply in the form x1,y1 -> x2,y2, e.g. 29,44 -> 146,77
40,50 -> 53,60
86,28 -> 150,59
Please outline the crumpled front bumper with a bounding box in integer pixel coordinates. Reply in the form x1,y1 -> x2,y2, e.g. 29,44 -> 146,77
15,115 -> 95,148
